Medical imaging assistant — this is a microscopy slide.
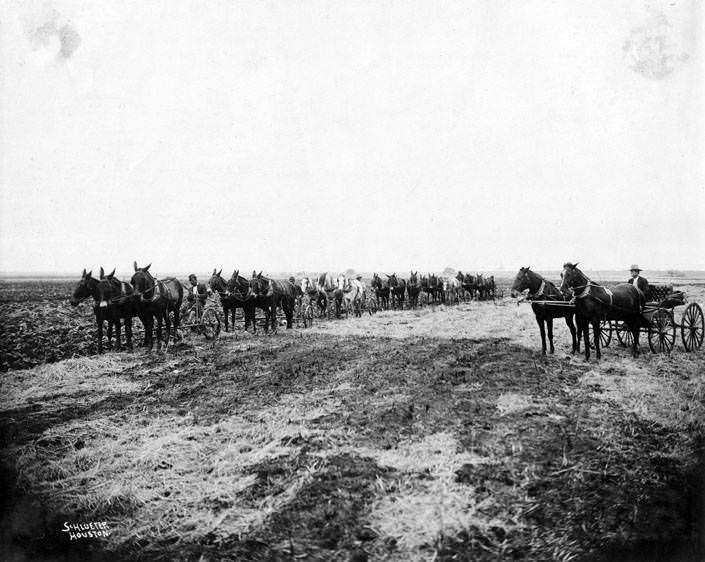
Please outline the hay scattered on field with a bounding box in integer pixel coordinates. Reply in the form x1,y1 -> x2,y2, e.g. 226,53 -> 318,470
12,391 -> 348,552
361,432 -> 503,552
581,358 -> 705,431
0,355 -> 137,410
495,392 -> 537,416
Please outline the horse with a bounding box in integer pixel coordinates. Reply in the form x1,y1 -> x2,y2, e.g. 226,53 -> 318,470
441,276 -> 462,305
511,266 -> 581,355
337,275 -> 362,317
560,262 -> 643,360
301,277 -> 328,317
208,269 -> 256,332
70,268 -> 116,353
226,269 -> 258,331
421,273 -> 440,304
387,273 -> 406,310
318,272 -> 343,317
96,267 -> 141,352
407,271 -> 422,308
371,273 -> 390,310
131,262 -> 184,350
250,271 -> 297,331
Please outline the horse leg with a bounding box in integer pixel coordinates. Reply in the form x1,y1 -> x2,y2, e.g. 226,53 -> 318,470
536,316 -> 547,355
580,316 -> 590,361
106,317 -> 113,350
593,320 -> 601,360
630,321 -> 640,358
125,315 -> 133,351
547,317 -> 555,354
566,314 -> 578,354
285,300 -> 294,329
165,308 -> 172,346
114,313 -> 123,351
96,314 -> 104,354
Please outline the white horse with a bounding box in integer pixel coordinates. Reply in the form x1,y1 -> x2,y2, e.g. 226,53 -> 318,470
337,275 -> 362,317
442,277 -> 462,305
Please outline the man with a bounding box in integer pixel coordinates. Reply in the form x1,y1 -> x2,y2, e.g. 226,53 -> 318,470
626,265 -> 649,303
186,274 -> 209,310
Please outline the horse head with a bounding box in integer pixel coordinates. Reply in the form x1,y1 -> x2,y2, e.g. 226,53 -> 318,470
511,266 -> 534,297
96,268 -> 114,309
131,261 -> 156,301
559,262 -> 583,295
209,268 -> 228,295
70,268 -> 96,306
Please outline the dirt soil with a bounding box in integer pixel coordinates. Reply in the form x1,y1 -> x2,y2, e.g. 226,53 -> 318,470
1,282 -> 704,561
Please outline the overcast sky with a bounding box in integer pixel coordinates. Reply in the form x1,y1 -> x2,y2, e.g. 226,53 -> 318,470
1,0 -> 703,276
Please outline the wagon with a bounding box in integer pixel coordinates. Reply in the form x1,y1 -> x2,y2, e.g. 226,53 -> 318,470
596,284 -> 703,353
181,293 -> 221,340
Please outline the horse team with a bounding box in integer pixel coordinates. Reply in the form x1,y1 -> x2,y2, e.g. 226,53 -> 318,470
511,263 -> 646,361
70,265 -> 499,352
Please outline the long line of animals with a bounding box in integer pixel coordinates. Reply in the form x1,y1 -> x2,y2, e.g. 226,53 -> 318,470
68,261 -> 659,362
69,263 -> 496,349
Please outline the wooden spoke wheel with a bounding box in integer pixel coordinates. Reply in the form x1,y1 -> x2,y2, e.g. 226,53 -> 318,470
616,321 -> 634,348
202,308 -> 221,340
599,320 -> 612,348
648,309 -> 675,354
681,303 -> 704,351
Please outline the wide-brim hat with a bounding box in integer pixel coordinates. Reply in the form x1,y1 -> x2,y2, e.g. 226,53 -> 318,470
629,264 -> 642,272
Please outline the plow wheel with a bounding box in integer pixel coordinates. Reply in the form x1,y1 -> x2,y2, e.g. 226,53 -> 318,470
616,321 -> 634,348
599,321 -> 612,348
648,309 -> 675,353
202,308 -> 221,340
681,303 -> 704,351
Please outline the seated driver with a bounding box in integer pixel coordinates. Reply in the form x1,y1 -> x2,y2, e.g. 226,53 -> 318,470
626,264 -> 649,305
187,274 -> 209,308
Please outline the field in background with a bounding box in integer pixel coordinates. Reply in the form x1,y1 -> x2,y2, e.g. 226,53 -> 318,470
1,278 -> 704,561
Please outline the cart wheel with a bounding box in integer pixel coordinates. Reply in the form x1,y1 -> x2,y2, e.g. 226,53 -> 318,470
648,309 -> 675,353
202,308 -> 221,340
681,303 -> 704,351
616,321 -> 634,348
599,320 -> 612,348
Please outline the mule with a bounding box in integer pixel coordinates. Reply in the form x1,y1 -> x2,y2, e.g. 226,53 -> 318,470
250,272 -> 297,331
387,273 -> 406,310
407,271 -> 421,308
511,266 -> 581,355
337,275 -> 362,317
131,262 -> 184,350
371,273 -> 390,310
70,269 -> 115,353
560,262 -> 643,360
208,269 -> 256,332
96,267 -> 141,352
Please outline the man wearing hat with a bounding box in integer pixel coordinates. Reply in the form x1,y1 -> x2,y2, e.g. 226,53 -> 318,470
626,265 -> 649,301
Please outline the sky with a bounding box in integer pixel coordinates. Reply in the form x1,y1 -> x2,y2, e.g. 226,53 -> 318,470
1,0 -> 703,276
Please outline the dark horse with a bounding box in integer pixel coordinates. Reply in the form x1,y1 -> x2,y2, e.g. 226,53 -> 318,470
560,262 -> 643,360
95,267 -> 141,351
387,273 -> 406,310
209,269 -> 256,332
371,273 -> 390,310
511,267 -> 581,355
70,268 -> 115,353
407,271 -> 421,308
131,262 -> 184,349
250,271 -> 297,331
421,273 -> 441,304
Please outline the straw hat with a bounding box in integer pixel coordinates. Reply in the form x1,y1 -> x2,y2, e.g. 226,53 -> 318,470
629,264 -> 642,272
